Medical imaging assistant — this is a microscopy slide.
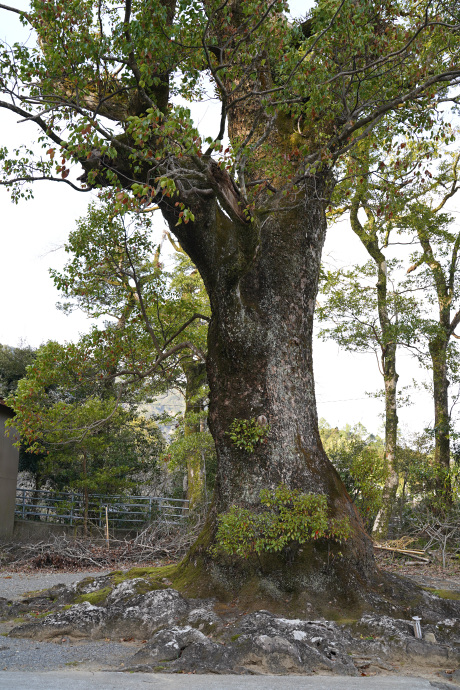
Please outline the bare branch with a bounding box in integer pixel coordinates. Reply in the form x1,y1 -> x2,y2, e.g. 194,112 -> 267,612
0,3 -> 29,19
0,99 -> 64,147
0,175 -> 93,192
163,313 -> 210,351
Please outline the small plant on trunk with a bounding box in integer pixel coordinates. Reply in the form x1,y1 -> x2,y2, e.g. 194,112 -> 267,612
213,485 -> 351,560
226,417 -> 270,453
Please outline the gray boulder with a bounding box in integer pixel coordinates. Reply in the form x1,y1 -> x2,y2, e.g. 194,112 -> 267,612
10,584 -> 190,641
125,610 -> 358,675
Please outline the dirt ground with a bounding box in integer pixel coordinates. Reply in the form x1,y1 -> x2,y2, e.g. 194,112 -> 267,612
2,547 -> 460,592
1,549 -> 459,610
375,551 -> 460,594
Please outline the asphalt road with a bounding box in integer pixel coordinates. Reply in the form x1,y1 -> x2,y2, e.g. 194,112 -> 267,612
0,672 -> 451,690
0,570 -> 112,601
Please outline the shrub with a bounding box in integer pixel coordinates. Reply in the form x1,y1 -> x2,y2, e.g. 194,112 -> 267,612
214,485 -> 350,559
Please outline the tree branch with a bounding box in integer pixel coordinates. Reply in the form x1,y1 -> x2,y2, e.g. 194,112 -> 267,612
0,100 -> 64,147
0,175 -> 92,192
0,3 -> 29,19
163,313 -> 210,351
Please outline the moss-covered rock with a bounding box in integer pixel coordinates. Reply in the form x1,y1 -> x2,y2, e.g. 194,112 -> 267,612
425,588 -> 460,601
75,586 -> 112,606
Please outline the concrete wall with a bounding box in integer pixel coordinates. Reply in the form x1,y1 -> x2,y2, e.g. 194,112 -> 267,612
0,407 -> 19,540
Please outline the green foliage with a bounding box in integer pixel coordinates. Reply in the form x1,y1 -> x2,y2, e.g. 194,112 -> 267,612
0,341 -> 45,484
318,260 -> 420,357
0,0 -> 457,207
398,432 -> 458,510
227,417 -> 270,453
46,203 -> 211,422
162,408 -> 217,501
214,485 -> 351,560
7,340 -> 164,496
320,420 -> 387,528
0,342 -> 36,398
50,205 -> 209,392
8,204 -> 212,497
45,414 -> 163,497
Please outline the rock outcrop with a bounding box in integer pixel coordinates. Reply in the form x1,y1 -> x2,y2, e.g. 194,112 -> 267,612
5,570 -> 460,678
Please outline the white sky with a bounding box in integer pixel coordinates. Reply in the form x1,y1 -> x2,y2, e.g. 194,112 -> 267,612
0,1 -> 447,437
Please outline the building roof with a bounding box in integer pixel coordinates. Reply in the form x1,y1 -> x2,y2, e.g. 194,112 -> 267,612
0,399 -> 15,417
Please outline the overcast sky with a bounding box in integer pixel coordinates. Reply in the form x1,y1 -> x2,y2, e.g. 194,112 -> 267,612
0,1 -> 447,438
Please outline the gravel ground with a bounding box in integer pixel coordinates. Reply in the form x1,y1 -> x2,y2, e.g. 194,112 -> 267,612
0,570 -> 113,601
0,569 -> 142,672
0,637 -> 141,672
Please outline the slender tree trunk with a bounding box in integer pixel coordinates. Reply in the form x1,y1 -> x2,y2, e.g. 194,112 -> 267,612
169,183 -> 376,599
349,188 -> 400,539
429,338 -> 452,504
373,344 -> 399,538
414,228 -> 456,504
183,359 -> 207,508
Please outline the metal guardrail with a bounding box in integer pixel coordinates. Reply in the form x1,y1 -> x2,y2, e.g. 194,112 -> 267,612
15,488 -> 189,527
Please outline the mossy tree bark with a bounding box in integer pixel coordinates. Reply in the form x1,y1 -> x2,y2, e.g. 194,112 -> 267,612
429,334 -> 452,502
349,182 -> 399,539
410,218 -> 460,504
376,348 -> 399,534
159,172 -> 376,596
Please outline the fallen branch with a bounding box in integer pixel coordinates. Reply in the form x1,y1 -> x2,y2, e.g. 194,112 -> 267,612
373,544 -> 430,562
0,516 -> 204,570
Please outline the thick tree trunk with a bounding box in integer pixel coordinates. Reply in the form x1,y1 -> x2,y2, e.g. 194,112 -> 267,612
168,181 -> 376,602
429,339 -> 452,503
373,344 -> 399,538
206,207 -> 343,510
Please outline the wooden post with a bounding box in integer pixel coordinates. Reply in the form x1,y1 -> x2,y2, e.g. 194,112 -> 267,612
105,506 -> 109,549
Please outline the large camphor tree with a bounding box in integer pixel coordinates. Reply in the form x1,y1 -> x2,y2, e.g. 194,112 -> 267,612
1,0 -> 459,605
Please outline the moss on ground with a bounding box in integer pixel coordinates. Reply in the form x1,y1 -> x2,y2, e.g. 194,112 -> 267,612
108,571 -> 125,586
29,610 -> 54,619
112,564 -> 177,586
75,586 -> 112,606
424,588 -> 460,601
125,567 -> 161,579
